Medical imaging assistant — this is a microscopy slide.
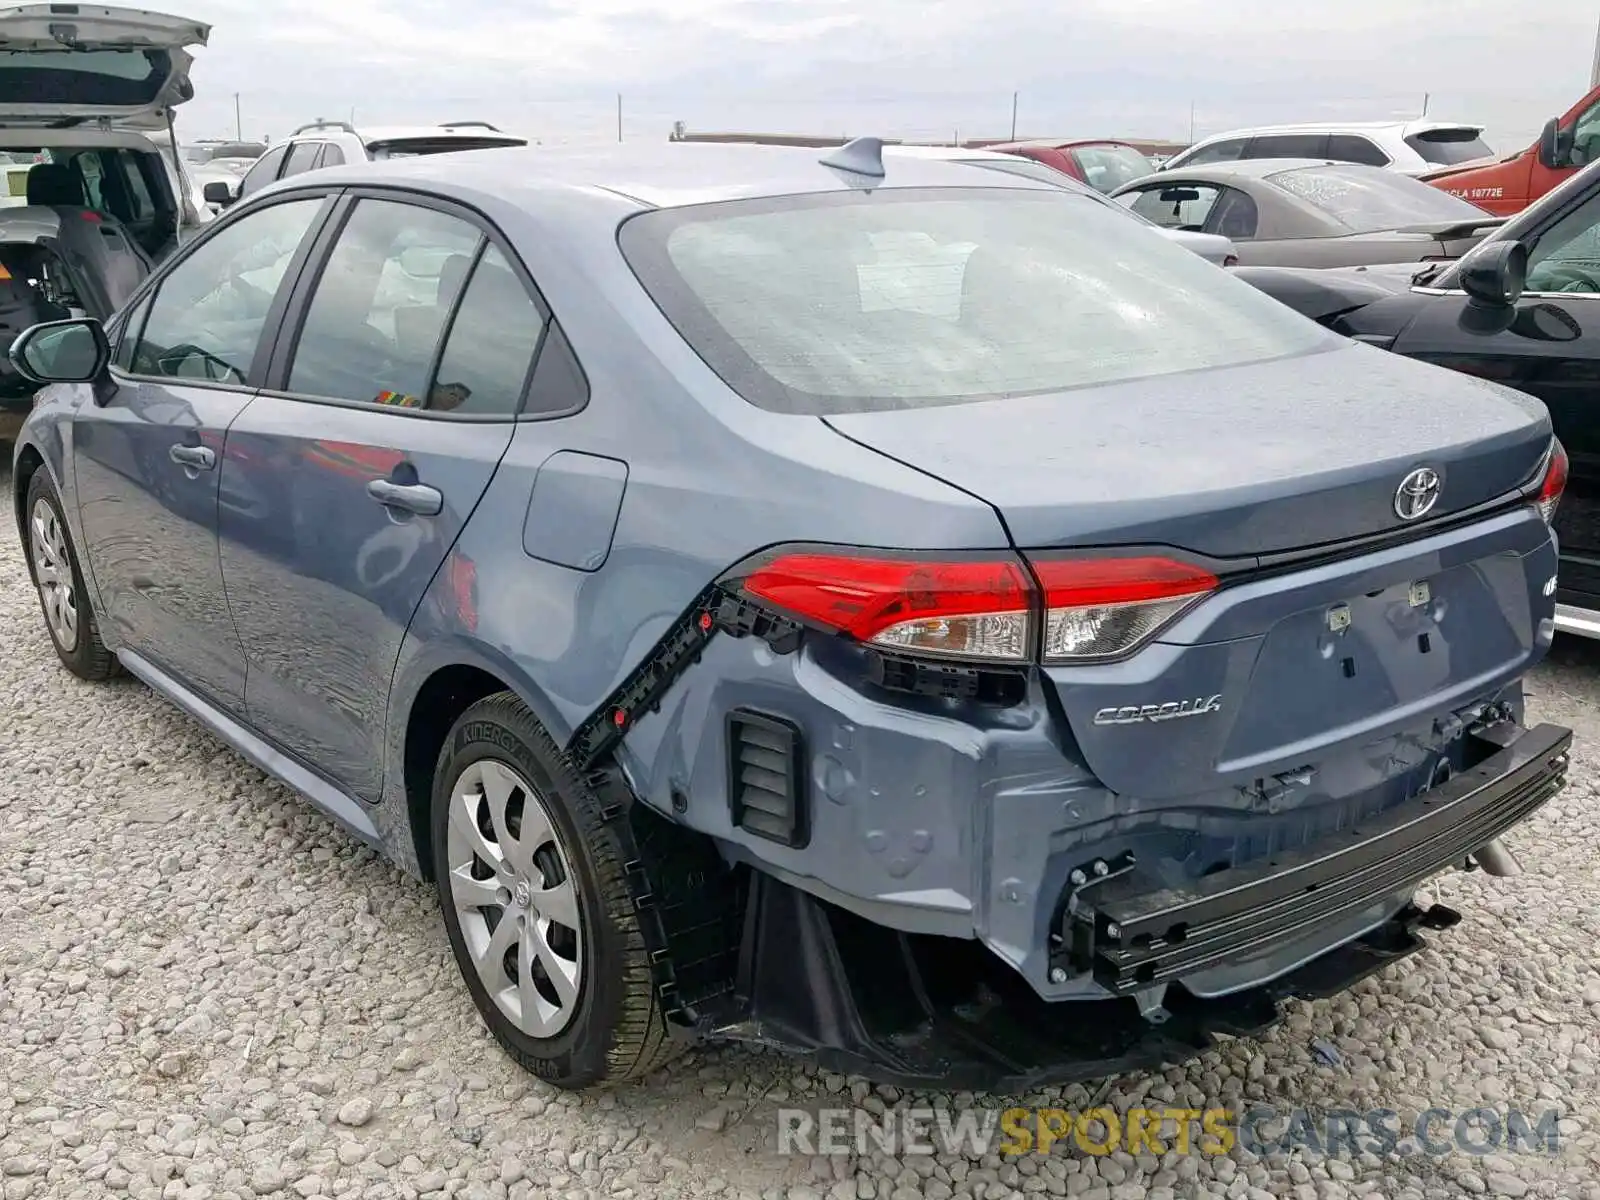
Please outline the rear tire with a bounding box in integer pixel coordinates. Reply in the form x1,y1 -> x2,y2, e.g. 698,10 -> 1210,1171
430,691 -> 681,1088
24,467 -> 117,681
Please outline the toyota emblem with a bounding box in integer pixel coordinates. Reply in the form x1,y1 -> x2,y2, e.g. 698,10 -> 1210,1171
1394,467 -> 1442,521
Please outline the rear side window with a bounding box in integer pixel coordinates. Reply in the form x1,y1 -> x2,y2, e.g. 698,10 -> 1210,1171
1405,128 -> 1493,166
428,246 -> 546,415
1326,135 -> 1391,167
1246,133 -> 1330,159
619,189 -> 1331,415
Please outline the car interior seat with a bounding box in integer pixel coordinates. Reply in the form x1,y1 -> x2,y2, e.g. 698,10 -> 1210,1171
25,163 -> 85,207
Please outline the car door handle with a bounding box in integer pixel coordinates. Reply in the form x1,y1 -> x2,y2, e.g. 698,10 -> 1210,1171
168,444 -> 216,470
366,479 -> 443,516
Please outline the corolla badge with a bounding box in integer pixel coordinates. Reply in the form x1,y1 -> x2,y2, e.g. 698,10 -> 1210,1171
1093,695 -> 1223,726
1394,467 -> 1442,521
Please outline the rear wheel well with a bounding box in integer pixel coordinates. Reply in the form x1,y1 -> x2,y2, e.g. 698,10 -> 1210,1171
11,443 -> 44,554
404,664 -> 512,880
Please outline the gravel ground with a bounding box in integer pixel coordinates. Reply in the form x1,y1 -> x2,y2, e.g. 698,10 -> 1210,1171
5,463 -> 1600,1200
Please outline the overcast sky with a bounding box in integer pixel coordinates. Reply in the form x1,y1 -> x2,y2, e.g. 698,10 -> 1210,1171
172,0 -> 1599,153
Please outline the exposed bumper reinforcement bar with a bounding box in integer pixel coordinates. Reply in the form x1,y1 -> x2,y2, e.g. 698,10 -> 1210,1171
1555,603 -> 1600,641
1062,722 -> 1571,995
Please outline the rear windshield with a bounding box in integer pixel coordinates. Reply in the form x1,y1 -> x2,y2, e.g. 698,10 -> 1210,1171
1266,163 -> 1488,232
0,49 -> 172,107
368,137 -> 526,159
618,188 -> 1332,415
1071,145 -> 1156,193
1405,128 -> 1493,166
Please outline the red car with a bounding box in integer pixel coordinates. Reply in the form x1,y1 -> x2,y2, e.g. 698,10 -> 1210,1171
986,140 -> 1159,194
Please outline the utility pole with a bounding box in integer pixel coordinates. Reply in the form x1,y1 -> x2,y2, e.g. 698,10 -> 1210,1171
1592,6 -> 1600,89
234,92 -> 242,141
1188,100 -> 1196,144
1421,92 -> 1430,117
1010,91 -> 1018,140
617,93 -> 623,142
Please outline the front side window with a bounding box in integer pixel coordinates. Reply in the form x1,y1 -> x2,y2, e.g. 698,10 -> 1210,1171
129,197 -> 324,383
1266,163 -> 1488,233
279,141 -> 323,180
1526,192 -> 1600,293
238,144 -> 288,198
1571,101 -> 1600,169
1179,138 -> 1247,167
619,189 -> 1332,415
286,198 -> 484,406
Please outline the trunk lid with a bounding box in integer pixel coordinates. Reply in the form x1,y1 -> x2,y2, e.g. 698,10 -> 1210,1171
825,340 -> 1558,801
0,4 -> 208,129
823,341 -> 1550,558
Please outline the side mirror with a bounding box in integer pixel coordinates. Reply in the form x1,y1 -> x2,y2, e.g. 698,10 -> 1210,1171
1537,117 -> 1572,170
1458,240 -> 1528,309
202,180 -> 237,206
9,318 -> 109,385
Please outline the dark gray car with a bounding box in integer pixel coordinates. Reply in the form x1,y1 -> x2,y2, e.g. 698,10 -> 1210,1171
7,137 -> 1573,1092
1112,158 -> 1506,267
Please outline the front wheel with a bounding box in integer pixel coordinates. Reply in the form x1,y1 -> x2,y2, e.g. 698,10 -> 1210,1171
24,468 -> 117,680
430,692 -> 681,1088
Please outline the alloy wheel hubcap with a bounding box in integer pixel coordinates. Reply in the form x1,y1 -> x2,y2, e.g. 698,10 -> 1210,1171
445,759 -> 582,1038
30,497 -> 78,652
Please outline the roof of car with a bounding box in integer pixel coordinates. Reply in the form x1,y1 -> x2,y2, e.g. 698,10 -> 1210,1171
357,125 -> 530,146
285,123 -> 530,147
987,139 -> 1140,152
299,141 -> 1064,209
1188,119 -> 1484,143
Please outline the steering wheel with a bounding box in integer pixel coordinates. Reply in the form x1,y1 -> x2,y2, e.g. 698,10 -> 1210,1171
157,342 -> 247,384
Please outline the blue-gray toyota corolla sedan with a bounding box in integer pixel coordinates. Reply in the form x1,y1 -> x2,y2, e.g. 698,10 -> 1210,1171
7,138 -> 1573,1090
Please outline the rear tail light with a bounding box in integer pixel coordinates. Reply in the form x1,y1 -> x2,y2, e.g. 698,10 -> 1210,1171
1537,439 -> 1568,524
1032,556 -> 1218,662
737,552 -> 1034,661
725,548 -> 1218,665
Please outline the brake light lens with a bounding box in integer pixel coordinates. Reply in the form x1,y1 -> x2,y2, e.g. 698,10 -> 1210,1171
728,548 -> 1219,664
1031,556 -> 1219,661
1537,439 -> 1568,524
739,552 -> 1034,661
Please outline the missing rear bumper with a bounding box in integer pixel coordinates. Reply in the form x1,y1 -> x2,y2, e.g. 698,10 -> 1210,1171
1054,722 -> 1570,996
708,871 -> 1466,1092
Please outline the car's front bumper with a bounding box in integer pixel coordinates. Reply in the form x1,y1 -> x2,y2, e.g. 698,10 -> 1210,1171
704,719 -> 1570,1090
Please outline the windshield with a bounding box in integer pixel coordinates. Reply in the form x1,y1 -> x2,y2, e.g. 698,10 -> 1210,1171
1406,128 -> 1493,166
1266,163 -> 1488,232
1072,145 -> 1157,193
619,188 -> 1331,415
